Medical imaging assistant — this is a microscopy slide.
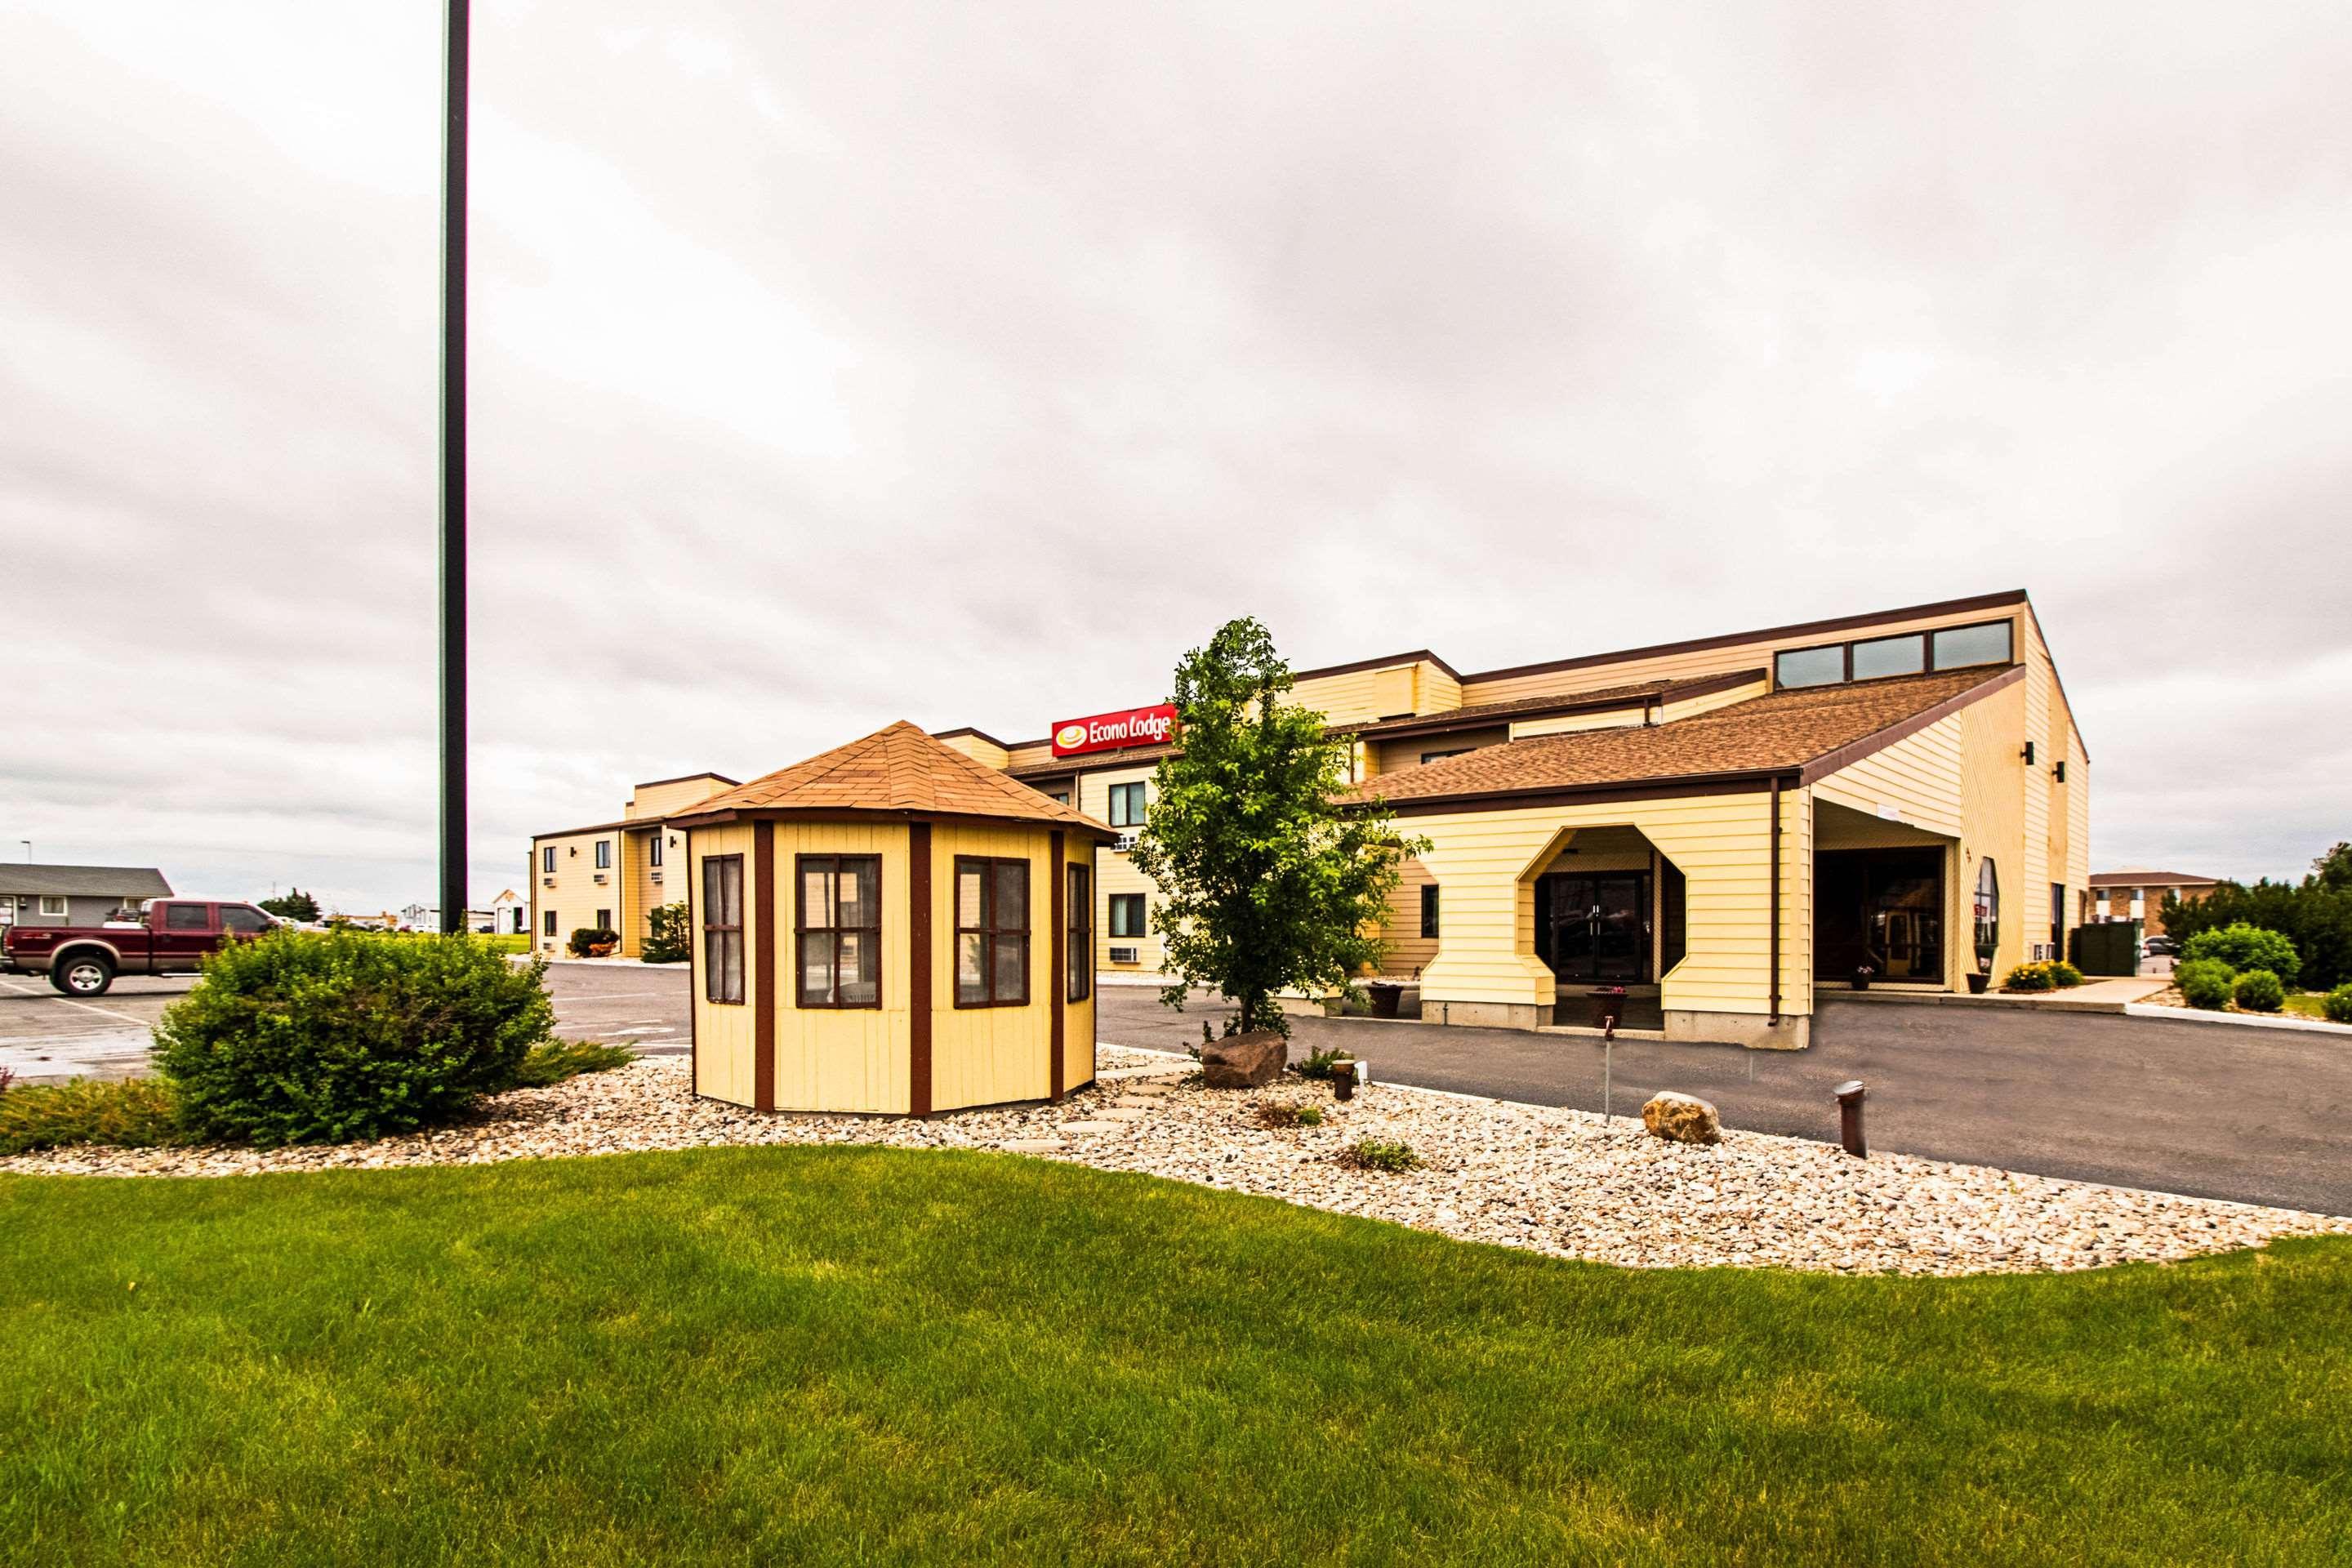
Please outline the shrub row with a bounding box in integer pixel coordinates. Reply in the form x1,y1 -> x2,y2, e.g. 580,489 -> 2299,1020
2000,960 -> 2083,993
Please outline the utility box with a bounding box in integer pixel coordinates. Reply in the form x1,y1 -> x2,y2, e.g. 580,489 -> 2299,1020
2069,920 -> 2141,978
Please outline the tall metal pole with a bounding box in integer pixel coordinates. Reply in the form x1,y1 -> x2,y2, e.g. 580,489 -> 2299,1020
437,0 -> 470,935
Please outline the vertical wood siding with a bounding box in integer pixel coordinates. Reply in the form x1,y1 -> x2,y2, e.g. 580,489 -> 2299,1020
770,822 -> 911,1115
927,822 -> 1056,1111
688,823 -> 756,1107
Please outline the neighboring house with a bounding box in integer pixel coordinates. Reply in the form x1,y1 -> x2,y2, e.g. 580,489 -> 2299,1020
2088,870 -> 2218,936
0,864 -> 172,927
488,889 -> 528,934
933,588 -> 2087,1049
529,773 -> 739,958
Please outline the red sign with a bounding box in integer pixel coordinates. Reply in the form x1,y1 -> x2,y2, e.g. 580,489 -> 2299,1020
1051,703 -> 1178,758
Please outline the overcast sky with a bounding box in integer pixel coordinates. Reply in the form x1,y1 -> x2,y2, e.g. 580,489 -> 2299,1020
4,1 -> 2347,912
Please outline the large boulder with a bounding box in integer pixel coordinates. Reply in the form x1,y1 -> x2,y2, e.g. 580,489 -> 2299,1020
1200,1030 -> 1287,1089
1641,1092 -> 1722,1145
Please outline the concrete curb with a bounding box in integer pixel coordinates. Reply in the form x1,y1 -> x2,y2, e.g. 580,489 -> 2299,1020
2122,1003 -> 2352,1036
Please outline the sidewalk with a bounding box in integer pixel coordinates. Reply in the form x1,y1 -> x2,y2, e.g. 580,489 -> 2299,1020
1815,978 -> 2168,1015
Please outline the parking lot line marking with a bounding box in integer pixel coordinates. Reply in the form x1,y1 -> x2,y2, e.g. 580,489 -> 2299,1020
0,978 -> 157,1029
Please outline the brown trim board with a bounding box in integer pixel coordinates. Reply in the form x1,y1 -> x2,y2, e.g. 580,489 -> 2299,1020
1049,829 -> 1066,1102
1291,646 -> 1464,684
753,821 -> 776,1113
668,804 -> 1117,841
908,821 -> 933,1117
685,826 -> 697,1100
1384,773 -> 1788,817
1794,665 -> 2024,786
633,770 -> 741,791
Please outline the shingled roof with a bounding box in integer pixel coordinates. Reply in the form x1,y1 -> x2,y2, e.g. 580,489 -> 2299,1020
667,721 -> 1117,837
0,864 -> 172,900
1345,668 -> 1770,740
1354,666 -> 2022,810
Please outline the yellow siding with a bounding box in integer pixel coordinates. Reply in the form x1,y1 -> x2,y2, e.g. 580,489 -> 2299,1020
1382,856 -> 1438,975
1659,677 -> 1769,721
1508,708 -> 1646,738
927,822 -> 1057,1112
1075,763 -> 1165,973
627,774 -> 734,820
1811,711 -> 1967,840
773,822 -> 913,1115
1459,605 -> 2025,708
1958,680 -> 2031,981
1061,835 -> 1099,1097
1294,657 -> 1454,726
1411,792 -> 1809,1018
528,829 -> 621,956
1371,727 -> 1509,776
688,824 -> 757,1108
935,733 -> 1010,770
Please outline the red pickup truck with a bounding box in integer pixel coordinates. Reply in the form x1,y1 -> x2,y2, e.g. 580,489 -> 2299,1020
2,899 -> 277,996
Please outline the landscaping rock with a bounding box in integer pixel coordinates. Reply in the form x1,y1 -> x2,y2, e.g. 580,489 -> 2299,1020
1642,1093 -> 1722,1145
1199,1031 -> 1286,1089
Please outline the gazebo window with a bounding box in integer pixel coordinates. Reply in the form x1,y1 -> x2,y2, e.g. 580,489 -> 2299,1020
956,856 -> 1030,1007
1067,863 -> 1091,1002
797,855 -> 880,1009
702,855 -> 744,1004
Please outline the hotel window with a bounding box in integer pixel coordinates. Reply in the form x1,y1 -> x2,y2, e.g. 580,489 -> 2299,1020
1850,633 -> 1926,680
797,855 -> 880,1008
649,835 -> 663,868
1419,884 -> 1440,940
595,908 -> 611,931
956,858 -> 1029,1007
1108,893 -> 1147,939
1107,782 -> 1147,827
1420,748 -> 1471,765
543,910 -> 557,938
1931,621 -> 2012,670
1067,864 -> 1092,1001
702,855 -> 745,1004
1774,644 -> 1846,689
1049,791 -> 1070,806
542,845 -> 556,873
595,840 -> 612,870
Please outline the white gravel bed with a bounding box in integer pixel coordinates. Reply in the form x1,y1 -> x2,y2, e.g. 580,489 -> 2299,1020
7,1048 -> 2347,1276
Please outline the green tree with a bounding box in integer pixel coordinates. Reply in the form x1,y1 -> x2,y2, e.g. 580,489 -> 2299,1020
1129,617 -> 1424,1036
2314,841 -> 2352,892
2160,841 -> 2352,991
641,901 -> 692,964
259,889 -> 321,922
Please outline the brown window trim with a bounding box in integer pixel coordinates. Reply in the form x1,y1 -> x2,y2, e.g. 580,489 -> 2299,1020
954,855 -> 1031,1009
1107,892 -> 1147,939
795,853 -> 882,1009
1106,782 -> 1147,827
1066,862 -> 1092,1003
702,853 -> 745,1005
1774,617 -> 2016,692
1419,883 -> 1440,940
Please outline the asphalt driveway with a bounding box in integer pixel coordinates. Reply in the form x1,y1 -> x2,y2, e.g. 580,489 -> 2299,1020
1097,987 -> 2352,1217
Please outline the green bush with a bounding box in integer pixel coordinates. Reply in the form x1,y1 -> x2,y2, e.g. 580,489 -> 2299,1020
2175,958 -> 2235,1010
2230,969 -> 2286,1013
1337,1138 -> 1422,1173
2048,960 -> 2084,988
2179,923 -> 2301,990
1254,1101 -> 1325,1129
0,1077 -> 187,1156
152,929 -> 554,1147
2325,984 -> 2352,1025
510,1039 -> 639,1087
641,902 -> 692,964
1294,1047 -> 1353,1081
568,926 -> 620,958
2000,962 -> 2056,992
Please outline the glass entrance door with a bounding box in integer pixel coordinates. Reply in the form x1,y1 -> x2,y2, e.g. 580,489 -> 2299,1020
1815,848 -> 1945,981
1536,873 -> 1650,983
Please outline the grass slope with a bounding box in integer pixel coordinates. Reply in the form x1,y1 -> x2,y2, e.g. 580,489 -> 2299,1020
3,1147 -> 2348,1566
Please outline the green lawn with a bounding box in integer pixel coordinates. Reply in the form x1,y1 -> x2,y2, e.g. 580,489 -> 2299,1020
4,1150 -> 2348,1566
2280,991 -> 2343,1022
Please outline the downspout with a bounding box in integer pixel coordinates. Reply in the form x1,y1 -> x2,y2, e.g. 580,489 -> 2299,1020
1768,775 -> 1782,1026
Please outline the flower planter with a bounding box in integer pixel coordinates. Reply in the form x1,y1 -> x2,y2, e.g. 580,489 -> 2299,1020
1590,987 -> 1628,1029
1965,973 -> 1990,995
1367,982 -> 1402,1019
1850,970 -> 1873,991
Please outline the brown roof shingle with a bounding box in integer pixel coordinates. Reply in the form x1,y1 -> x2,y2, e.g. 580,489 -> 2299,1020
669,721 -> 1116,836
1346,668 -> 1768,739
1353,666 -> 2020,807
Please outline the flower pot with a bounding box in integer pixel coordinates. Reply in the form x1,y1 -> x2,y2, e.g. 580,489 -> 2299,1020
1591,986 -> 1628,1029
1368,982 -> 1402,1019
1966,973 -> 1990,995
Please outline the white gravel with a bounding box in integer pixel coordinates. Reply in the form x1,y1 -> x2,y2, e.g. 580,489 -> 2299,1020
7,1047 -> 2346,1276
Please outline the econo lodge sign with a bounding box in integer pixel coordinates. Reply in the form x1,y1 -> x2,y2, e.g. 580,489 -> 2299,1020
1051,703 -> 1178,758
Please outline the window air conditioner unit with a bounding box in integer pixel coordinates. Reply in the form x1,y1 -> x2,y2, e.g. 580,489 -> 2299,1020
541,877 -> 555,888
1113,831 -> 1139,853
593,873 -> 608,884
649,871 -> 662,884
1108,945 -> 1138,964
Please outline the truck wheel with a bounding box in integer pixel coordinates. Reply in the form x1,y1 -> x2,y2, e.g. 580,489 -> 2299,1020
53,954 -> 117,997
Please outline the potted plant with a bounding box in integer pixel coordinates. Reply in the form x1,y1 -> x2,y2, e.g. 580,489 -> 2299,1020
1590,985 -> 1628,1029
1851,964 -> 1875,991
1966,958 -> 1991,995
1367,980 -> 1403,1018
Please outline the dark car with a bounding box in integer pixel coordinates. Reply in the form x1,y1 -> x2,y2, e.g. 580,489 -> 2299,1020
2142,934 -> 2180,957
